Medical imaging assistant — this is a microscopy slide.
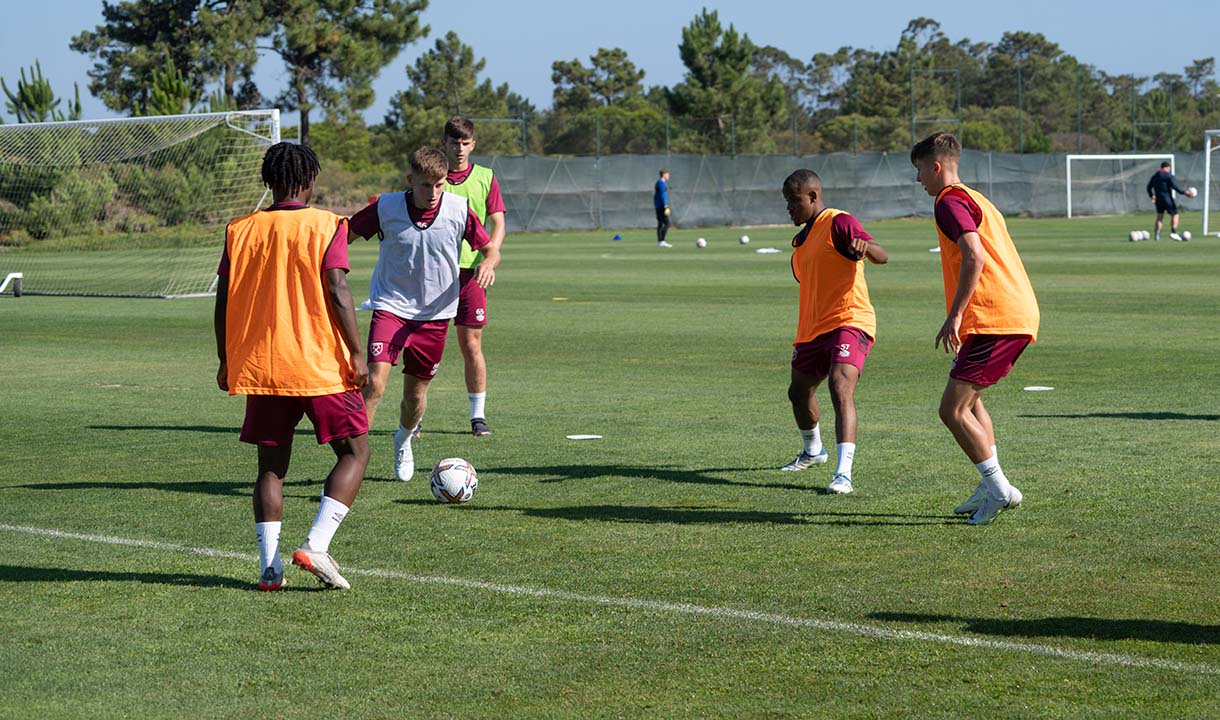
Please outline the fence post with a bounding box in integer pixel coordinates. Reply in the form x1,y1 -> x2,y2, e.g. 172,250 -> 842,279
520,110 -> 527,155
595,113 -> 601,159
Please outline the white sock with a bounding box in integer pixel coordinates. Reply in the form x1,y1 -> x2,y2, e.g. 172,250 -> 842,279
469,392 -> 486,420
836,442 -> 856,477
304,496 -> 349,554
255,521 -> 282,572
991,444 -> 997,462
975,455 -> 1011,497
800,425 -> 823,455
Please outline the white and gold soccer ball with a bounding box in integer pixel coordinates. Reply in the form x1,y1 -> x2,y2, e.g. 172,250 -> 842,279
1128,230 -> 1140,242
695,237 -> 707,248
739,234 -> 750,244
430,458 -> 478,504
1187,187 -> 1198,197
1182,230 -> 1192,241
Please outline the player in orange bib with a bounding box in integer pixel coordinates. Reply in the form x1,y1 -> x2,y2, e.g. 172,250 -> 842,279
911,133 -> 1040,525
780,169 -> 888,494
215,143 -> 370,590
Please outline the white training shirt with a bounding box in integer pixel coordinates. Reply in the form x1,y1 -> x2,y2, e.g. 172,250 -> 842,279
369,191 -> 470,321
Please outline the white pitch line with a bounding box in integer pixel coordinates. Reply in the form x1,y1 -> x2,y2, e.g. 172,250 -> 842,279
4,523 -> 1218,676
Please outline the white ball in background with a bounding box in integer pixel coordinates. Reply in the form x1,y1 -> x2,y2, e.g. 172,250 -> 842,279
695,237 -> 707,248
1187,187 -> 1198,197
739,235 -> 750,244
1182,230 -> 1192,241
1129,230 -> 1140,242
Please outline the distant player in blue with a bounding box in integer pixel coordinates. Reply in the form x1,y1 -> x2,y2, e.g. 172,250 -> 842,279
654,168 -> 672,248
1146,162 -> 1194,241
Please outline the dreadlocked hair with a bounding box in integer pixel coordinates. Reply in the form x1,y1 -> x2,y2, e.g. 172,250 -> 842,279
261,142 -> 320,198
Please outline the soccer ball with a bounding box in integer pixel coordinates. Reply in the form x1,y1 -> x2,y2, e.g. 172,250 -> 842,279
1182,230 -> 1192,241
429,458 -> 478,504
1128,230 -> 1140,242
1141,231 -> 1151,240
695,237 -> 707,248
1187,187 -> 1198,197
739,235 -> 750,244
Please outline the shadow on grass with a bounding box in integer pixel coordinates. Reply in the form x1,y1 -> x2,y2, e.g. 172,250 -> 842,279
870,612 -> 1220,645
395,498 -> 957,527
86,424 -> 436,436
1019,412 -> 1220,421
0,563 -> 277,591
15,478 -> 321,498
488,463 -> 836,493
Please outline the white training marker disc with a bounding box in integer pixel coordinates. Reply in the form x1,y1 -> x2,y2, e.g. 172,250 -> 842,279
1023,386 -> 1054,392
566,434 -> 603,440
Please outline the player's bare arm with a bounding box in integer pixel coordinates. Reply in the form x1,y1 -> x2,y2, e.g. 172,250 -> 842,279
213,274 -> 229,391
324,267 -> 369,388
855,238 -> 888,264
474,210 -> 506,288
475,244 -> 502,289
936,231 -> 984,354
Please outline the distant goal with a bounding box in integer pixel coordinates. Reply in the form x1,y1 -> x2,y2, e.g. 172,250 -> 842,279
1065,153 -> 1174,219
1203,130 -> 1220,237
0,110 -> 279,298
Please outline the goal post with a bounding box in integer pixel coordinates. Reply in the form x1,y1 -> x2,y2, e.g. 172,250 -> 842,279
1203,130 -> 1220,237
0,109 -> 279,298
1065,153 -> 1174,218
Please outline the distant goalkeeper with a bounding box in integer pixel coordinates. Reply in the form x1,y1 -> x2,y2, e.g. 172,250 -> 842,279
1147,161 -> 1195,241
654,168 -> 672,248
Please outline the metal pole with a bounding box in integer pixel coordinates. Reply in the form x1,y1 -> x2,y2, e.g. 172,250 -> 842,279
792,110 -> 798,157
909,66 -> 915,146
1131,85 -> 1138,151
1075,70 -> 1082,151
1017,63 -> 1023,153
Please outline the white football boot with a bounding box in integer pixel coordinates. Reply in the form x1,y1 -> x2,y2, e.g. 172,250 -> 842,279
780,450 -> 829,471
393,426 -> 414,482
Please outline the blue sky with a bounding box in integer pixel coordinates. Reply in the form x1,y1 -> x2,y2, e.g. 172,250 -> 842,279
1,0 -> 1215,124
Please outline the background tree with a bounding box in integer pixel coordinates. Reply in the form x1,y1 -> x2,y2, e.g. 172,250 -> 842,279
668,9 -> 787,153
384,31 -> 524,156
2,61 -> 83,123
143,55 -> 198,116
544,47 -> 661,154
264,0 -> 428,146
72,0 -> 209,114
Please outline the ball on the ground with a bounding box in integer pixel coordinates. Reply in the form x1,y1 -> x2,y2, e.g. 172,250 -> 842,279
1128,230 -> 1140,242
695,237 -> 707,248
1182,230 -> 1192,241
429,458 -> 478,504
739,235 -> 750,244
1187,187 -> 1198,197
1142,230 -> 1152,240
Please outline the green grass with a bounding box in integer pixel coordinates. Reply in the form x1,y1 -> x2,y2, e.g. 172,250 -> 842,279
2,214 -> 1219,718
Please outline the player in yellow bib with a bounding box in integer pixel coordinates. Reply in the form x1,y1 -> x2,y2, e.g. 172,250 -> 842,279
439,116 -> 507,437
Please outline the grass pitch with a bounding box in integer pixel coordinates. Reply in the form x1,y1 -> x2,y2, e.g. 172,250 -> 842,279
1,214 -> 1218,718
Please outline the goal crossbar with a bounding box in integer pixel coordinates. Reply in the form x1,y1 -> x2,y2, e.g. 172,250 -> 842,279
1066,154 -> 1174,219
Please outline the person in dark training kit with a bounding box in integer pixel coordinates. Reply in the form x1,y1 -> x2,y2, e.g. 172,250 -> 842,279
1146,161 -> 1196,241
654,168 -> 672,248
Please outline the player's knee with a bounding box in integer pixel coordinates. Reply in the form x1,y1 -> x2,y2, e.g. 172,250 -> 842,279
787,383 -> 803,405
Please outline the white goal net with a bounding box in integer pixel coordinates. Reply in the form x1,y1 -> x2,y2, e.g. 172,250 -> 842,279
0,110 -> 278,297
1065,153 -> 1174,219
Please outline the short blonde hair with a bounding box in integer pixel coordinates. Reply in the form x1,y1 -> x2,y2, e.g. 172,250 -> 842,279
409,146 -> 449,181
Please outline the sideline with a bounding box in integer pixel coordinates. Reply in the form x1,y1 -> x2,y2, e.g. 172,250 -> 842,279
3,522 -> 1217,676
